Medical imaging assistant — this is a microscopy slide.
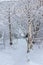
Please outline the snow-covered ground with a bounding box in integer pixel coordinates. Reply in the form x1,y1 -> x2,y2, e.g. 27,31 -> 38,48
0,39 -> 43,65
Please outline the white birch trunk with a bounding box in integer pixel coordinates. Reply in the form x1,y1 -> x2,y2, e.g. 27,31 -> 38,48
8,7 -> 12,45
27,21 -> 32,52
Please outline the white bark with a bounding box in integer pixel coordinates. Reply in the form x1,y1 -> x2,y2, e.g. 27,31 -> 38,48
27,21 -> 32,52
8,7 -> 12,45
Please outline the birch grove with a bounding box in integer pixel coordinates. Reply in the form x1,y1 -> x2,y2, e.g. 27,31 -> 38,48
0,0 -> 43,50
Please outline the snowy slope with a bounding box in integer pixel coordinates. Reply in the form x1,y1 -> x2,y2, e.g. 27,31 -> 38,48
0,39 -> 43,65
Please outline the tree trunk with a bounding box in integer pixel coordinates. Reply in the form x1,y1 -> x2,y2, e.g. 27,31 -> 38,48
27,21 -> 32,53
8,7 -> 13,45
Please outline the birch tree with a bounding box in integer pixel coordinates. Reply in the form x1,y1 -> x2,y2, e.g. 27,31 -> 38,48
26,0 -> 32,52
8,7 -> 12,45
26,0 -> 40,52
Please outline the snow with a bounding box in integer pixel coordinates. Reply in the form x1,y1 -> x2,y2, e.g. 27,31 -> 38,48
0,39 -> 42,65
0,0 -> 43,65
0,39 -> 27,65
28,42 -> 43,65
0,0 -> 19,2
